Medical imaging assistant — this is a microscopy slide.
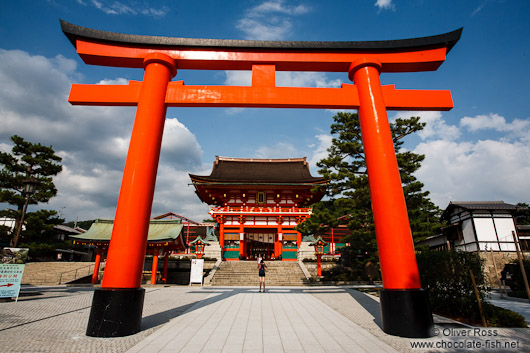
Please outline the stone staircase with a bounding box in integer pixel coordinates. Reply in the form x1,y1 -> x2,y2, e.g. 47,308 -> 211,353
21,262 -> 99,285
211,261 -> 309,286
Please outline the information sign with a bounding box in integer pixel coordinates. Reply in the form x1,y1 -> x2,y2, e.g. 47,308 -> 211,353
1,248 -> 29,300
189,259 -> 204,285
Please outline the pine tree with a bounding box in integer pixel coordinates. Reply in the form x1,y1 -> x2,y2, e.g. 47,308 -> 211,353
515,202 -> 530,225
0,135 -> 63,246
298,112 -> 441,261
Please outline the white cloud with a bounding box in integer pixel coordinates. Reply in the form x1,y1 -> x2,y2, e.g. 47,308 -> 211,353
307,134 -> 333,170
472,2 -> 486,16
392,111 -> 461,141
375,0 -> 395,11
87,0 -> 168,18
97,78 -> 129,85
314,111 -> 530,209
224,70 -> 342,88
249,0 -> 310,16
254,142 -> 299,159
460,113 -> 530,141
409,112 -> 530,208
237,18 -> 293,41
277,72 -> 342,88
236,0 -> 310,40
0,49 -> 208,222
224,71 -> 252,86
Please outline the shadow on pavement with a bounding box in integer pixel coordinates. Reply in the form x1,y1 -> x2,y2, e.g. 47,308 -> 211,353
344,288 -> 383,328
140,287 -> 245,331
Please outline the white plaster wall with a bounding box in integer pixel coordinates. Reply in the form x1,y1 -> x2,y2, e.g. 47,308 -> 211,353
462,219 -> 476,243
473,218 -> 499,251
494,217 -> 517,251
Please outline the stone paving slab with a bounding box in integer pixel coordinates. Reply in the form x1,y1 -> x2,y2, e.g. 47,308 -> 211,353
310,286 -> 530,353
126,287 -> 399,353
486,291 -> 530,324
1,285 -> 529,353
0,285 -> 211,353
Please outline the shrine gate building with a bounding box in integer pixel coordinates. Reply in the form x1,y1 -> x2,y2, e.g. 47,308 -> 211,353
190,156 -> 327,261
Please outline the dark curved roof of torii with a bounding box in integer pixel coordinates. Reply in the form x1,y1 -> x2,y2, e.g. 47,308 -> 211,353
189,157 -> 328,185
60,20 -> 462,53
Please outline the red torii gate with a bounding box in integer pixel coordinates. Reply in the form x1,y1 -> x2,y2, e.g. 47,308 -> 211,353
61,20 -> 461,338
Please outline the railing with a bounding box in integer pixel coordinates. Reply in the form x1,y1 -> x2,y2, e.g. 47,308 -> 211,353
57,263 -> 100,284
210,206 -> 312,214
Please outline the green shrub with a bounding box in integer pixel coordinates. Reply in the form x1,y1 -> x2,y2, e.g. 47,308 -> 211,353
417,250 -> 527,327
506,259 -> 530,291
20,241 -> 71,261
417,250 -> 486,322
321,265 -> 362,281
507,290 -> 530,300
483,302 -> 528,328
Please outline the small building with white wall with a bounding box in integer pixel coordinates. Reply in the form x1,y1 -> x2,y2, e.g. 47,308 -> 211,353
417,201 -> 528,286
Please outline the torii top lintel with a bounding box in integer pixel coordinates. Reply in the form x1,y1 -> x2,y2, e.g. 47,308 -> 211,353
61,20 -> 462,110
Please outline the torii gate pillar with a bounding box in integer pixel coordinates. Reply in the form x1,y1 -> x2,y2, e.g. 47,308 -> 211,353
61,20 -> 461,339
86,53 -> 176,337
350,59 -> 432,336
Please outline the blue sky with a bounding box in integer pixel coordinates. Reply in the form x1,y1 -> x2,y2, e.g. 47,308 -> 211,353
1,0 -> 529,223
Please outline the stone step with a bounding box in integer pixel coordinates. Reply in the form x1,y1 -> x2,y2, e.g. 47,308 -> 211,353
21,262 -> 102,285
211,261 -> 309,286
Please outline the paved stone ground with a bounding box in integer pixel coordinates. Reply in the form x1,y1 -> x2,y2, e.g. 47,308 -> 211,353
0,285 -> 211,353
486,291 -> 530,324
1,285 -> 529,353
126,287 -> 398,353
312,286 -> 530,353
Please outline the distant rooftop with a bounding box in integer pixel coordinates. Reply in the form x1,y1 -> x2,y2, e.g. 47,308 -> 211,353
442,201 -> 521,220
189,156 -> 327,185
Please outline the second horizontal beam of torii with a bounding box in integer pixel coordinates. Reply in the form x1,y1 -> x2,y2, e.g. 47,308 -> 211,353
69,78 -> 453,110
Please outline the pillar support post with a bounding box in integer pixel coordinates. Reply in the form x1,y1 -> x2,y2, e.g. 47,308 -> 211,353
162,251 -> 169,284
151,249 -> 159,285
219,223 -> 225,250
239,224 -> 245,260
91,248 -> 102,284
86,53 -> 176,337
349,58 -> 433,338
276,223 -> 283,260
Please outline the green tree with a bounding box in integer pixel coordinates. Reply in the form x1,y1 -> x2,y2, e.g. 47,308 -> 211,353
0,135 -> 63,246
515,202 -> 530,225
298,112 -> 441,265
23,210 -> 64,243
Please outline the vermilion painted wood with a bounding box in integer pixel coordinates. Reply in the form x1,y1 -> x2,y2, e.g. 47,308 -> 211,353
91,249 -> 102,284
162,253 -> 169,284
68,81 -> 454,110
351,61 -> 421,289
63,22 -> 460,292
100,53 -> 176,289
75,39 -> 449,72
150,249 -> 159,285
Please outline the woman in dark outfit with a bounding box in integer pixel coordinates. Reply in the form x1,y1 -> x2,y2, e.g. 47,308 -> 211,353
258,255 -> 267,292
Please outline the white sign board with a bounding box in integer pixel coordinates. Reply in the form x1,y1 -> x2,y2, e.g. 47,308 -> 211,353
190,259 -> 204,285
1,248 -> 29,300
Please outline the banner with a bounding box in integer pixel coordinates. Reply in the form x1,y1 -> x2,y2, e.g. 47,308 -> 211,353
0,247 -> 29,299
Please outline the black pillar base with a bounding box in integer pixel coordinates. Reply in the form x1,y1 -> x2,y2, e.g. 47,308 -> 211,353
86,287 -> 145,337
380,288 -> 434,338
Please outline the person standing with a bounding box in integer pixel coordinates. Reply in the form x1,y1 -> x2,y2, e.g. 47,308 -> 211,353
258,255 -> 267,292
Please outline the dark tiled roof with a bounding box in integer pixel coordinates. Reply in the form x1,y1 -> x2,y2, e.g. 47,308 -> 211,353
449,201 -> 519,210
189,156 -> 327,184
442,201 -> 520,220
61,20 -> 462,53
